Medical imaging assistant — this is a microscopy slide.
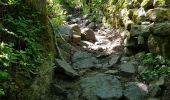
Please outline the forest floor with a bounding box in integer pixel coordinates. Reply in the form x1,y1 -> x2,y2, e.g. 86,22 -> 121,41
50,10 -> 165,100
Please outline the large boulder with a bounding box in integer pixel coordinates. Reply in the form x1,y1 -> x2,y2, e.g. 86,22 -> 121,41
119,62 -> 136,75
130,24 -> 152,37
146,8 -> 170,22
81,74 -> 123,100
81,28 -> 96,43
152,22 -> 170,36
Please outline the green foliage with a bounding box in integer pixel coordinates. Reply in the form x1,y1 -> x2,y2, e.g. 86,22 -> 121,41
0,0 -> 20,5
0,89 -> 5,97
140,53 -> 170,81
0,3 -> 45,97
0,71 -> 9,79
0,42 -> 16,68
3,15 -> 44,69
80,0 -> 104,21
47,0 -> 66,27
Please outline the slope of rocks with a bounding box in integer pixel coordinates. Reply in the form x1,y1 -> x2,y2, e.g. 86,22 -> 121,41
50,13 -> 167,100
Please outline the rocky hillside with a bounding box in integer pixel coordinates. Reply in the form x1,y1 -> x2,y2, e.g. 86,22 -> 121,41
102,0 -> 170,58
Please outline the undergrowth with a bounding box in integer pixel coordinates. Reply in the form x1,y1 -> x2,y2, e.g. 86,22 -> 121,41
0,0 -> 45,98
140,53 -> 170,82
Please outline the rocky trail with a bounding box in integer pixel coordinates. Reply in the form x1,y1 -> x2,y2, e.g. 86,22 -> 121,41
50,14 -> 164,100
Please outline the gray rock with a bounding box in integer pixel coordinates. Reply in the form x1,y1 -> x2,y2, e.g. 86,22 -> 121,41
60,43 -> 77,53
108,54 -> 121,67
124,82 -> 148,100
81,28 -> 96,43
104,70 -> 119,75
121,57 -> 130,62
59,25 -> 72,35
56,59 -> 78,77
73,57 -> 98,69
88,22 -> 96,29
59,24 -> 81,42
81,74 -> 123,100
119,62 -> 136,74
72,51 -> 98,69
59,25 -> 72,42
72,51 -> 92,62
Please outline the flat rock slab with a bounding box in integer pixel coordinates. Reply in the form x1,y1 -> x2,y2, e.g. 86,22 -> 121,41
72,51 -> 98,69
56,59 -> 79,77
108,54 -> 121,67
119,62 -> 136,74
81,74 -> 123,100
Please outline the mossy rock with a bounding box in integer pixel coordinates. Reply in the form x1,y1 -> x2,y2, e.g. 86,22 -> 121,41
146,8 -> 170,22
153,0 -> 170,7
148,34 -> 170,58
130,25 -> 151,37
153,0 -> 166,7
148,34 -> 162,55
60,48 -> 71,62
153,22 -> 170,36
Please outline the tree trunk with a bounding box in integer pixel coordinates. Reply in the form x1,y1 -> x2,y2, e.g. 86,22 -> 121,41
23,0 -> 56,100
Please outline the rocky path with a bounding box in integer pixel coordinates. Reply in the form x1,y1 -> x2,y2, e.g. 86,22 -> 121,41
50,14 -> 163,100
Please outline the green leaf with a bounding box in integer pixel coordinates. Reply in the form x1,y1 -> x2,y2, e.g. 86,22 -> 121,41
0,71 -> 9,79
